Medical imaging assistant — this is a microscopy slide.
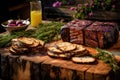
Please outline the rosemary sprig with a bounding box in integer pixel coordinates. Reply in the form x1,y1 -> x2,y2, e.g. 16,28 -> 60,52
95,48 -> 119,72
0,22 -> 64,48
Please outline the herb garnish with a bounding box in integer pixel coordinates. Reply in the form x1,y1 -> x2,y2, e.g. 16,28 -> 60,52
0,22 -> 64,47
95,48 -> 119,72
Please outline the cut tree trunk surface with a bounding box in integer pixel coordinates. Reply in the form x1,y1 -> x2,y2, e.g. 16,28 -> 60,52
1,34 -> 120,80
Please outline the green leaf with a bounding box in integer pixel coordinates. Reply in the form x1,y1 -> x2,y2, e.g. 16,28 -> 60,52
95,48 -> 119,72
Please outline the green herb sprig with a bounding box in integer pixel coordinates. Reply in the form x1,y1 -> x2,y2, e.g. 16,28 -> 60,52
95,48 -> 119,72
0,22 -> 64,48
33,22 -> 64,42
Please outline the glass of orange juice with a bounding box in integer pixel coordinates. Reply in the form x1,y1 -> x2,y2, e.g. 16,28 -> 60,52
30,1 -> 42,27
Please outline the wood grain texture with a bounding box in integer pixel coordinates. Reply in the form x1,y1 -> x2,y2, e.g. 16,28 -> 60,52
0,33 -> 120,80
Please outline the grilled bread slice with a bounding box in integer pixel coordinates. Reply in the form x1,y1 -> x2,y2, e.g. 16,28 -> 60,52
47,51 -> 67,58
48,46 -> 63,54
47,42 -> 90,59
55,42 -> 77,52
12,45 -> 28,52
47,51 -> 72,59
29,39 -> 40,47
9,46 -> 17,54
72,44 -> 86,53
18,37 -> 45,48
18,37 -> 34,47
73,50 -> 89,57
72,56 -> 95,63
72,44 -> 90,57
39,39 -> 45,46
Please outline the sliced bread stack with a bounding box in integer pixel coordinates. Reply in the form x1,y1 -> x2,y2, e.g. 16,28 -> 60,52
9,37 -> 45,55
47,42 -> 91,60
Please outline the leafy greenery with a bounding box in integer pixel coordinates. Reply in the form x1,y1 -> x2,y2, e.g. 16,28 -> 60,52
0,22 -> 64,47
32,22 -> 64,42
53,0 -> 119,19
94,48 -> 119,72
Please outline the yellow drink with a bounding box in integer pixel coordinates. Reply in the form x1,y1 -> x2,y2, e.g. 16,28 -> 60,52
31,11 -> 42,27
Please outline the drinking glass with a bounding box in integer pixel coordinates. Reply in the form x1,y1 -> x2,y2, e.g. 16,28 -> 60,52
30,1 -> 42,27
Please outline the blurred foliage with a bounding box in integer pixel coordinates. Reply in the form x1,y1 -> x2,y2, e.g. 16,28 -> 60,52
0,22 -> 64,48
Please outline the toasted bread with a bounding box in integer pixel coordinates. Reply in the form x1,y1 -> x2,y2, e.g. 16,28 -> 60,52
73,50 -> 89,57
72,44 -> 86,53
55,42 -> 77,52
18,37 -> 45,48
72,56 -> 95,63
47,51 -> 69,58
39,39 -> 45,46
9,47 -> 17,54
48,47 -> 62,54
10,45 -> 28,54
18,37 -> 34,46
29,39 -> 40,47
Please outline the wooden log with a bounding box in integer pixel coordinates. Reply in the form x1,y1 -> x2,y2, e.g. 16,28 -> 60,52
1,39 -> 120,80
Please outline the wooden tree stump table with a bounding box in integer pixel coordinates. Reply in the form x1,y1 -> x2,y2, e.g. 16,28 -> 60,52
0,31 -> 120,80
1,38 -> 120,80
